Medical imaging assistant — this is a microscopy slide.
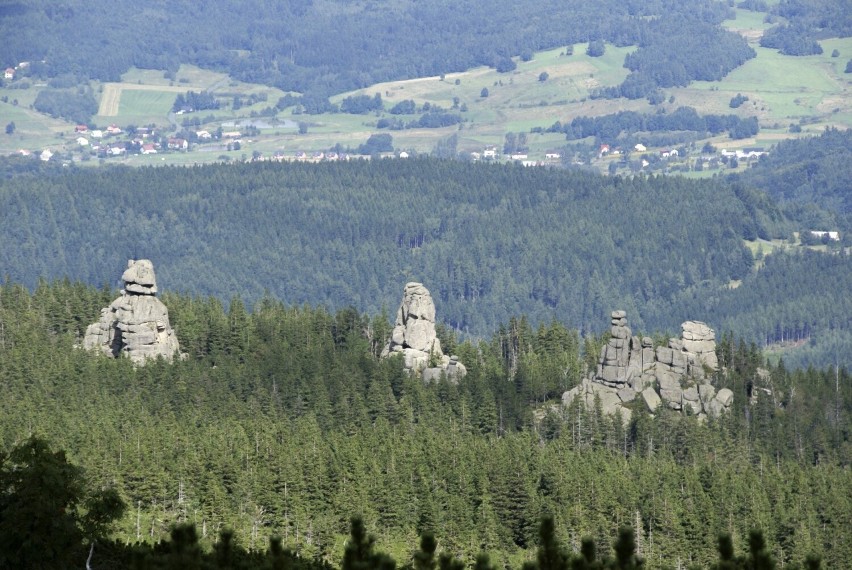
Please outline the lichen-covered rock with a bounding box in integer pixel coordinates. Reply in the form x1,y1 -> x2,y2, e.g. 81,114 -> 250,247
681,321 -> 718,370
83,260 -> 180,364
641,387 -> 662,413
382,282 -> 465,382
716,388 -> 734,407
564,310 -> 732,421
121,259 -> 157,295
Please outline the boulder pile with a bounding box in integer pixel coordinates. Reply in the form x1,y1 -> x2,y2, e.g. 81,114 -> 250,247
382,282 -> 466,382
83,260 -> 181,364
563,311 -> 732,421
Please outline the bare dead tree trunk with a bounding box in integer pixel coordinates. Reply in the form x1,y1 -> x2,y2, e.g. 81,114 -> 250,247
86,542 -> 95,570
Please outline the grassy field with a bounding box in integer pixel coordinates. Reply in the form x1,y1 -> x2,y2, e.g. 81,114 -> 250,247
330,43 -> 639,152
1,23 -> 849,165
0,98 -> 70,152
96,85 -> 186,123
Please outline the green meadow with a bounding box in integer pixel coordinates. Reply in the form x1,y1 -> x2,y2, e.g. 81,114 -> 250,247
2,25 -> 850,164
113,89 -> 178,125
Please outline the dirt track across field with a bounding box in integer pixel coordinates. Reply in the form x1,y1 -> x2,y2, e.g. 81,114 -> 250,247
98,83 -> 188,116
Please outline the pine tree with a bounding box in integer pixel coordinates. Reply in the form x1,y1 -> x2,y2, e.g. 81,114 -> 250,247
413,532 -> 437,570
342,516 -> 396,570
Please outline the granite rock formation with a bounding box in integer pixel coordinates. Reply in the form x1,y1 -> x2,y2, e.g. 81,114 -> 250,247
83,260 -> 180,364
382,282 -> 466,382
563,311 -> 731,421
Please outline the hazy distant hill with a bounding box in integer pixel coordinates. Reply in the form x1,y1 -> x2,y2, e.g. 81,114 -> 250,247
2,154 -> 848,366
0,0 -> 747,98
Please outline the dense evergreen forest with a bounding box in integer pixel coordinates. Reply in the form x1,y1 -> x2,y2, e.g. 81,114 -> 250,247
733,129 -> 852,224
0,280 -> 849,568
544,107 -> 760,143
1,154 -> 850,366
0,0 -> 785,100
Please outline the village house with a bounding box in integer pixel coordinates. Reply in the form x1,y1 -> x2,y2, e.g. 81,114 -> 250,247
40,149 -> 54,161
810,231 -> 840,242
738,147 -> 765,159
510,152 -> 528,160
167,137 -> 188,150
545,150 -> 562,159
634,143 -> 647,152
660,149 -> 679,159
4,68 -> 15,79
90,130 -> 103,139
141,144 -> 158,155
106,124 -> 122,136
196,130 -> 212,140
721,148 -> 766,160
483,145 -> 498,159
75,125 -> 89,133
76,137 -> 89,146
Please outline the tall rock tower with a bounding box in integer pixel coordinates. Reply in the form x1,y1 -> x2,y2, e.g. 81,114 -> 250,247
382,282 -> 466,382
83,259 -> 180,364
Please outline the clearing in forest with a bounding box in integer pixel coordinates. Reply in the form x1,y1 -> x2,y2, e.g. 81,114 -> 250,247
98,83 -> 187,117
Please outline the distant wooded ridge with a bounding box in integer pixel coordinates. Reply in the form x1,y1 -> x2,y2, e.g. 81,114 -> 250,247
1,129 -> 850,368
7,0 -> 846,101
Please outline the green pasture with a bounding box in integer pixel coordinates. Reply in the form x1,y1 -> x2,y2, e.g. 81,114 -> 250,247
116,89 -> 176,125
340,43 -> 633,114
723,8 -> 774,35
0,100 -> 70,152
3,25 -> 849,162
673,39 -> 852,128
121,65 -> 229,90
318,43 -> 641,152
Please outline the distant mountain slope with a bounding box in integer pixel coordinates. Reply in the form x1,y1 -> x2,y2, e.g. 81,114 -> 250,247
668,249 -> 852,368
733,128 -> 852,223
0,0 -> 746,97
0,159 -> 769,333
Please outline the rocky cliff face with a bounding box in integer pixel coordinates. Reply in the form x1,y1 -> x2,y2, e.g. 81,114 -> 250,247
83,260 -> 180,364
382,282 -> 466,382
563,311 -> 732,422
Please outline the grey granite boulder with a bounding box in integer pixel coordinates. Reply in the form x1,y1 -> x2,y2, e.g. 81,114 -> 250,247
382,282 -> 465,381
83,260 -> 180,364
641,387 -> 662,413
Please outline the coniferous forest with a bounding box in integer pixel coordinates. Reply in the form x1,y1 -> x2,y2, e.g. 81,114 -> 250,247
0,280 -> 850,569
1,129 -> 850,570
1,144 -> 850,367
1,0 -> 851,567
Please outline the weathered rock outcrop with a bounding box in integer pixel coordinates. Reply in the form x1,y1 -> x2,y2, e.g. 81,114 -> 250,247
83,260 -> 180,364
382,282 -> 466,382
563,311 -> 732,421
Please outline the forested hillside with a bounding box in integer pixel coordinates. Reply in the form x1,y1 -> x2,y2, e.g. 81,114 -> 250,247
0,159 -> 767,333
0,281 -> 849,568
733,128 -> 852,225
2,157 -> 850,365
0,0 -> 754,99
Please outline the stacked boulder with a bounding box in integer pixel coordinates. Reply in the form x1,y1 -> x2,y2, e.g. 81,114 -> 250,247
83,260 -> 181,364
563,311 -> 733,421
381,282 -> 466,382
681,320 -> 718,370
